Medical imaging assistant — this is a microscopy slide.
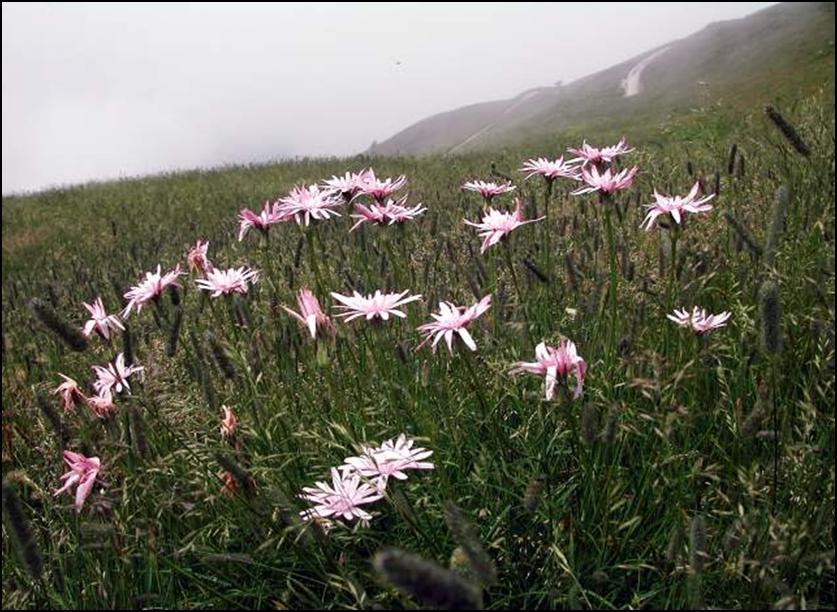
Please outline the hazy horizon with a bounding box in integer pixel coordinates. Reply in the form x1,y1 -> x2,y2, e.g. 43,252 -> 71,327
2,2 -> 777,195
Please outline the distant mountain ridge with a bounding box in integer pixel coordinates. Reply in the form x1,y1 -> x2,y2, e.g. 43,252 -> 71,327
368,2 -> 835,155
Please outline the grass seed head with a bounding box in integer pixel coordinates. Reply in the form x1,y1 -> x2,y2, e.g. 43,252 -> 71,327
765,105 -> 811,157
28,298 -> 88,352
759,280 -> 782,356
373,547 -> 483,610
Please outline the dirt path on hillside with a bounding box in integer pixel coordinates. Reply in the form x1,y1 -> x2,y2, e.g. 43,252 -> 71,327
621,46 -> 671,97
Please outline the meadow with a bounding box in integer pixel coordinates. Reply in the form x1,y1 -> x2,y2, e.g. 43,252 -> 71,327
2,91 -> 835,609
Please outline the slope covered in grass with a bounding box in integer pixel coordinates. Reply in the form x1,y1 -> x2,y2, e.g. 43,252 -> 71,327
371,1 -> 835,155
2,90 -> 835,609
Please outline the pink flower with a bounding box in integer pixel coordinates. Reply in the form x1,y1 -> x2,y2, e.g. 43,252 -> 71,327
54,374 -> 86,413
122,264 -> 184,317
463,197 -> 544,253
275,184 -> 342,226
331,290 -> 422,322
640,182 -> 715,230
238,201 -> 284,241
357,169 -> 407,203
377,434 -> 435,469
281,288 -> 334,339
571,165 -> 638,196
220,406 -> 237,441
349,196 -> 426,231
416,295 -> 492,353
667,307 -> 731,335
379,197 -> 426,225
53,450 -> 101,513
81,297 -> 124,340
323,169 -> 373,200
567,139 -> 634,166
195,266 -> 259,298
518,157 -> 581,182
300,467 -> 384,522
187,240 -> 214,274
341,434 -> 434,492
92,352 -> 144,396
461,180 -> 516,201
349,203 -> 388,231
510,340 -> 587,400
86,391 -> 116,419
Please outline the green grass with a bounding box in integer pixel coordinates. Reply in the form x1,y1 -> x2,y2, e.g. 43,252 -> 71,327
2,90 -> 835,609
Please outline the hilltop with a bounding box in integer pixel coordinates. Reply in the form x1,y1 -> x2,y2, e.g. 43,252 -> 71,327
369,2 -> 835,155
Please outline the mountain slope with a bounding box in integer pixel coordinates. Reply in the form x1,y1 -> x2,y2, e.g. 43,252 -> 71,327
369,1 -> 835,156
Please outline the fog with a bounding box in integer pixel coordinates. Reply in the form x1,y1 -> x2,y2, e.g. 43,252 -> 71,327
2,2 -> 776,194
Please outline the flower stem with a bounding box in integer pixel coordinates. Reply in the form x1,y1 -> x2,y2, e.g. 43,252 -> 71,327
306,225 -> 325,297
543,179 -> 554,277
669,226 -> 680,309
503,244 -> 523,304
502,242 -> 534,345
397,224 -> 413,286
602,201 -> 619,354
382,233 -> 402,288
461,349 -> 488,418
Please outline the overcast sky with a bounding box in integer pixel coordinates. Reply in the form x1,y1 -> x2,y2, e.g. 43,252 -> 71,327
2,2 -> 776,194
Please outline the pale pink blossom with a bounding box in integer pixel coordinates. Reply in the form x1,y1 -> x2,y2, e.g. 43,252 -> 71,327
667,307 -> 731,335
281,288 -> 334,339
510,340 -> 587,400
331,290 -> 422,322
187,240 -> 214,274
379,197 -> 426,225
122,264 -> 184,317
349,196 -> 426,231
571,165 -> 639,196
567,139 -> 634,166
349,202 -> 388,231
300,467 -> 384,522
416,295 -> 492,353
238,201 -> 284,241
275,184 -> 342,226
518,157 -> 582,182
195,266 -> 259,297
357,169 -> 407,203
640,182 -> 715,230
92,353 -> 144,396
86,391 -> 116,419
377,434 -> 435,469
461,180 -> 516,201
54,374 -> 86,413
81,297 -> 124,340
342,434 -> 434,492
463,198 -> 544,253
220,406 -> 237,441
53,450 -> 101,513
322,169 -> 373,200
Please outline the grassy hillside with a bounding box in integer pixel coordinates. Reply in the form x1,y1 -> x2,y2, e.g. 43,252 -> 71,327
2,87 -> 835,610
370,2 -> 835,155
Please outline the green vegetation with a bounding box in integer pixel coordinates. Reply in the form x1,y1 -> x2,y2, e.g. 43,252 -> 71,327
2,84 -> 835,610
373,2 -> 835,155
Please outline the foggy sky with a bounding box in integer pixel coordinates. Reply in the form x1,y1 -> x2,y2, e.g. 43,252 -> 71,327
2,2 -> 777,194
